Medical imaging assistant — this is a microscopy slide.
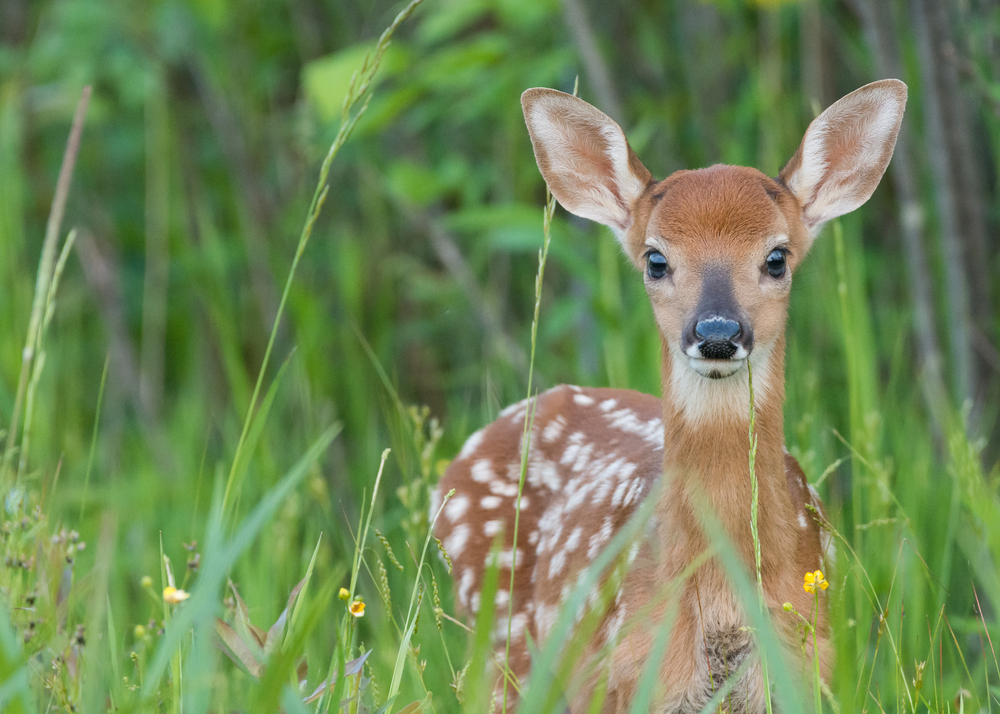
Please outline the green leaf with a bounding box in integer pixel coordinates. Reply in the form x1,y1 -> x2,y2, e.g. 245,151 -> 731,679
303,44 -> 408,122
215,619 -> 263,678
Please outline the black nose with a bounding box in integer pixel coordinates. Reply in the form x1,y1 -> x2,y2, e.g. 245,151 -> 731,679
695,317 -> 741,359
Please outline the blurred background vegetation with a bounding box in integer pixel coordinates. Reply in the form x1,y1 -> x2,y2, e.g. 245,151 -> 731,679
3,0 -> 1000,709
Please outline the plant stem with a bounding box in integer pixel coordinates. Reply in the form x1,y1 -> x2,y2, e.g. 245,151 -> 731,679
4,87 -> 90,485
220,0 -> 425,516
813,591 -> 822,713
503,187 -> 556,712
748,362 -> 772,713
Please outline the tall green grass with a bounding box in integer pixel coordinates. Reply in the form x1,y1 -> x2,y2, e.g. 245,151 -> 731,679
1,0 -> 999,711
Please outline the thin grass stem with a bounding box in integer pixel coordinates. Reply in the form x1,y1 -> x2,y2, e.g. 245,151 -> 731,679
3,87 -> 90,485
747,361 -> 772,712
18,228 -> 77,481
79,352 -> 110,522
221,0 -> 424,516
503,188 -> 556,711
387,488 -> 453,714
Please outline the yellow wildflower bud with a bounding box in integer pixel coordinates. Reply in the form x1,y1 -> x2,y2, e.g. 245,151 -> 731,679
163,586 -> 190,604
339,587 -> 350,601
349,600 -> 365,618
782,602 -> 793,612
134,624 -> 146,639
140,576 -> 153,589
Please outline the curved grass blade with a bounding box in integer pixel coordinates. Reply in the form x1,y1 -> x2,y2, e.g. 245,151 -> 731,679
222,348 -> 296,514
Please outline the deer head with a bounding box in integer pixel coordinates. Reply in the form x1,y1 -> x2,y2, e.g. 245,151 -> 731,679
522,81 -> 906,423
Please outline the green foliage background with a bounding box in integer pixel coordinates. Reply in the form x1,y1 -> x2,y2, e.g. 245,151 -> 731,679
2,0 -> 1000,710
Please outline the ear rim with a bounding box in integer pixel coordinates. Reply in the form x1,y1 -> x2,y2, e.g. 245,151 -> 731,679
779,78 -> 908,239
521,87 -> 653,239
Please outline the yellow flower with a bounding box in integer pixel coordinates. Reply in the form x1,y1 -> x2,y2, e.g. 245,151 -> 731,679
163,586 -> 191,604
803,570 -> 828,594
349,600 -> 365,618
339,587 -> 350,601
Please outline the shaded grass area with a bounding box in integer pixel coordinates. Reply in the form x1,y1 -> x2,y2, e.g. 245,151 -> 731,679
2,0 -> 1000,711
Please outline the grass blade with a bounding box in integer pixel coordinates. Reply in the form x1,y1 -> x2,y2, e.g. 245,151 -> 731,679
142,425 -> 340,700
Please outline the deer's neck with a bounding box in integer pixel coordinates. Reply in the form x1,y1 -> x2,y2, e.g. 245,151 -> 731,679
656,336 -> 796,579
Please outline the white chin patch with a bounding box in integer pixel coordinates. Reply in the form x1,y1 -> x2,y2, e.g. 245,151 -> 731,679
688,357 -> 746,380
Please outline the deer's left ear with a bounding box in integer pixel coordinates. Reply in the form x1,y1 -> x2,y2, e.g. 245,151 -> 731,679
779,79 -> 907,242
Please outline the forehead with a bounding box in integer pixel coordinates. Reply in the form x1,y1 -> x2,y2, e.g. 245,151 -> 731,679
646,165 -> 792,253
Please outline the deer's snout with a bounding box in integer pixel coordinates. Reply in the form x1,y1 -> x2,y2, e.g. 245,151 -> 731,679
681,266 -> 754,371
683,312 -> 753,361
694,316 -> 743,359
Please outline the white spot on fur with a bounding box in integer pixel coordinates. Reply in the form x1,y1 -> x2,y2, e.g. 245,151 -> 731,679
484,520 -> 504,537
798,513 -> 808,529
536,507 -> 563,553
588,517 -> 614,559
445,495 -> 469,522
490,480 -> 520,497
560,432 -> 586,467
444,524 -> 470,559
493,612 -> 527,640
535,603 -> 557,640
565,527 -> 583,553
542,415 -> 566,443
570,442 -> 595,473
471,459 -> 495,483
497,548 -> 524,569
499,398 -> 529,418
599,398 -> 617,411
605,409 -> 663,448
526,452 -> 562,492
457,428 -> 485,460
611,480 -> 629,507
605,605 -> 626,645
481,495 -> 502,509
458,568 -> 475,607
548,549 -> 567,578
565,479 -> 592,513
573,393 -> 595,406
542,414 -> 566,444
623,479 -> 642,507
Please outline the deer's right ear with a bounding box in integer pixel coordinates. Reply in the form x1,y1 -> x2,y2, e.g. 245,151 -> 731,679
522,88 -> 652,241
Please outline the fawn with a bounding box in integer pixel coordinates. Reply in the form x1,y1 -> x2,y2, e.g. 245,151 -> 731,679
433,80 -> 906,712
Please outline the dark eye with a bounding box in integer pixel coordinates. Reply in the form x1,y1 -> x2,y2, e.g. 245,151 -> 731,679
647,251 -> 669,280
765,249 -> 787,278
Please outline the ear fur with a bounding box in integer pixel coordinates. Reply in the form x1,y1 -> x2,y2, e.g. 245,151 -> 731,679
521,88 -> 652,240
779,79 -> 907,240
